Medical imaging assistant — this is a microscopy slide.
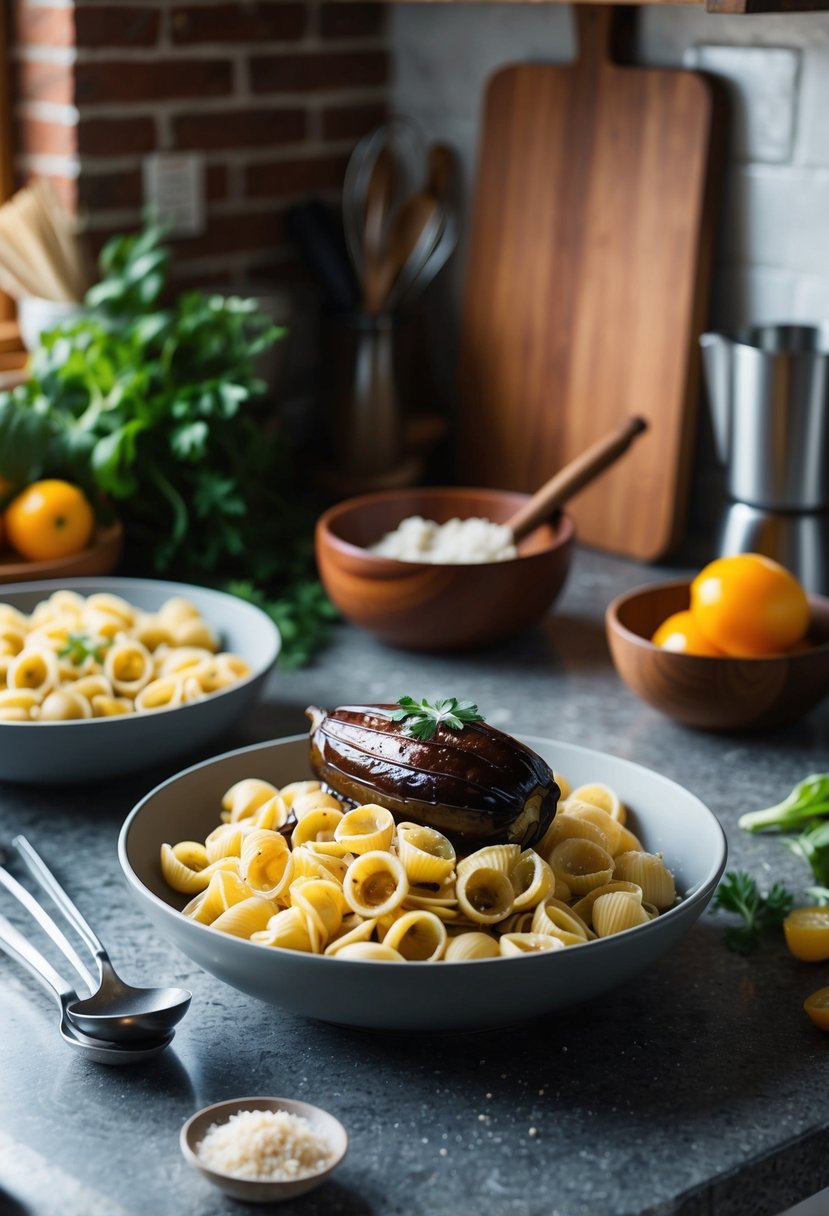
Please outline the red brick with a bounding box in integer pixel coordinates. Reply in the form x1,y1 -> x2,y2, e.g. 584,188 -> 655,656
15,59 -> 75,107
12,6 -> 75,47
75,6 -> 161,48
322,100 -> 386,141
319,3 -> 386,40
15,117 -> 77,158
78,116 -> 157,156
250,50 -> 388,94
79,167 -> 143,211
245,154 -> 348,198
75,59 -> 232,105
173,107 -> 306,152
171,3 -> 306,44
171,210 -> 286,259
206,164 -> 229,201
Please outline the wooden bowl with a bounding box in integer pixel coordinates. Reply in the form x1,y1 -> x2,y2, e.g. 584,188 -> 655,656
0,521 -> 123,584
606,579 -> 829,731
315,487 -> 575,651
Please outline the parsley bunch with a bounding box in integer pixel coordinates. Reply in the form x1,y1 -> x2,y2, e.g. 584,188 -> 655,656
392,696 -> 484,742
710,870 -> 793,955
0,226 -> 334,667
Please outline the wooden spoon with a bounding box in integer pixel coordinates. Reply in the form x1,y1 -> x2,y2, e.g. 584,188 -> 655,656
361,146 -> 395,306
507,416 -> 648,543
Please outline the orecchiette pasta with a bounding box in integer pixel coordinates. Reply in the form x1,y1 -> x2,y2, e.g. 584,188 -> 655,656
161,774 -> 681,962
0,590 -> 251,720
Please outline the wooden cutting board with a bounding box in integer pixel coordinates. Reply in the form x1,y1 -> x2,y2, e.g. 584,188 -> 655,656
457,7 -> 724,561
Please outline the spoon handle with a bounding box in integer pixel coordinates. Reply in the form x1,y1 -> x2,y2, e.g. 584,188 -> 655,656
0,911 -> 77,1005
13,835 -> 108,974
508,416 -> 649,543
0,862 -> 97,993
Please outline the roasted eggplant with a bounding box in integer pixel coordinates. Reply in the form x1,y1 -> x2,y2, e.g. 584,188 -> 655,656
306,703 -> 559,850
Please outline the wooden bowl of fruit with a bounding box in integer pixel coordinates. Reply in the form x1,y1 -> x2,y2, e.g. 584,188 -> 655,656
0,479 -> 122,583
605,555 -> 829,731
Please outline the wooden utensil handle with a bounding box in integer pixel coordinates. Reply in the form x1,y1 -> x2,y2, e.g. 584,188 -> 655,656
508,416 -> 648,543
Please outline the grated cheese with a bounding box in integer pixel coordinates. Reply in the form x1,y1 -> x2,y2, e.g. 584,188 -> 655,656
196,1109 -> 332,1182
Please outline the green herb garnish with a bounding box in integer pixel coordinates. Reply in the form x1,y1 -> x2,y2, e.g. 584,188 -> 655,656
710,869 -> 793,954
58,632 -> 111,666
738,773 -> 829,833
780,819 -> 829,890
392,696 -> 485,742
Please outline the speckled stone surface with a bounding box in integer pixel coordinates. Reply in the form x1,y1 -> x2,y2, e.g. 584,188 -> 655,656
1,547 -> 828,1216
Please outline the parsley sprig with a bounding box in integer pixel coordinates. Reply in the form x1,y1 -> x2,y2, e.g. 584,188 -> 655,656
58,632 -> 111,666
710,870 -> 793,954
392,696 -> 484,742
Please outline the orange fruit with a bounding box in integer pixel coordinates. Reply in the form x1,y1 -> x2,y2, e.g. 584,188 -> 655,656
689,554 -> 809,657
4,479 -> 95,562
784,908 -> 829,962
804,986 -> 829,1031
651,610 -> 724,657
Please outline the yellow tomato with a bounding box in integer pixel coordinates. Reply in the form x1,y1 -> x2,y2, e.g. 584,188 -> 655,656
804,986 -> 829,1031
651,610 -> 724,656
689,554 -> 809,657
4,479 -> 95,562
783,907 -> 829,962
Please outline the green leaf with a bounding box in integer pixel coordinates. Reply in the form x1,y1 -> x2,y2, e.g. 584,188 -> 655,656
170,420 -> 209,462
710,869 -> 793,953
392,696 -> 485,742
739,773 -> 829,832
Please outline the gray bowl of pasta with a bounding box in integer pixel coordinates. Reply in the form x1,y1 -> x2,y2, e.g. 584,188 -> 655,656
118,733 -> 727,1031
0,576 -> 280,785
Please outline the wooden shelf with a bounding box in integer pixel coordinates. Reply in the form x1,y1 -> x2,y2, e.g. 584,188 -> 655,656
396,0 -> 829,13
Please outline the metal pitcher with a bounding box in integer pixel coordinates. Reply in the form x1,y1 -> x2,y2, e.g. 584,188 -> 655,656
699,323 -> 829,592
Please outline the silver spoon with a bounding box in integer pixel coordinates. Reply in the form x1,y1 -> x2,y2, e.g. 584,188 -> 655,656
0,913 -> 173,1065
6,835 -> 191,1043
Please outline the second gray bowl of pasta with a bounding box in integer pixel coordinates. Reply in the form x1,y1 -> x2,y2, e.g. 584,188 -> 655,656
119,733 -> 726,1032
0,576 -> 280,785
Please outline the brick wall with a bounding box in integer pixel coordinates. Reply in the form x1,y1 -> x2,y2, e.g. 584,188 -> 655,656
10,0 -> 389,286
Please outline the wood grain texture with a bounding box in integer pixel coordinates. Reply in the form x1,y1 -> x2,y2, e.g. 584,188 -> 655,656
0,3 -> 14,323
0,522 -> 124,584
457,7 -> 725,561
605,579 -> 829,730
315,487 -> 574,651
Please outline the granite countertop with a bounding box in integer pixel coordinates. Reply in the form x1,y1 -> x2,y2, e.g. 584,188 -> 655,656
1,547 -> 828,1216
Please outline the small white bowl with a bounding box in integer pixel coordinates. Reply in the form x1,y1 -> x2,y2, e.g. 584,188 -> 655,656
17,296 -> 85,351
180,1097 -> 348,1204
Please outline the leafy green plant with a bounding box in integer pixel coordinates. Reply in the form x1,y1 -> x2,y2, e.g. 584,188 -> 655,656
0,225 -> 335,666
710,870 -> 794,954
738,774 -> 829,833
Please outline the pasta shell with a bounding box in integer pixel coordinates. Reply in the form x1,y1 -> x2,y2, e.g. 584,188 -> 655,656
291,808 -> 344,849
592,891 -> 650,937
291,844 -> 348,885
612,824 -> 644,854
549,838 -> 614,895
172,618 -> 218,650
334,804 -> 396,854
396,822 -> 456,884
248,794 -> 289,831
132,615 -> 174,651
0,707 -> 28,721
134,675 -> 184,712
222,778 -> 281,822
498,911 -> 536,935
325,915 -> 378,955
343,850 -> 409,918
160,845 -> 239,894
457,844 -> 521,880
613,851 -> 677,909
7,649 -> 58,696
333,942 -> 404,961
531,898 -> 592,943
537,811 -> 608,858
104,635 -> 153,695
499,933 -> 566,957
213,895 -> 277,938
509,850 -> 555,911
38,688 -> 92,720
85,593 -> 134,625
172,840 -> 209,871
252,906 -> 313,950
206,822 -> 255,862
291,790 -> 344,820
72,674 -> 113,701
279,780 -> 322,809
290,877 -> 346,948
158,597 -> 201,628
183,869 -> 252,924
570,881 -> 644,926
156,646 -> 214,677
444,932 -> 500,961
381,910 -> 447,961
240,829 -> 293,899
0,625 -> 25,656
569,782 -> 626,825
561,802 -> 625,855
90,696 -> 135,717
456,866 -> 514,925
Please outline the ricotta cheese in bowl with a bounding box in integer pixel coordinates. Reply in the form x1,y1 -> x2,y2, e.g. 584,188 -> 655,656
369,515 -> 517,563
